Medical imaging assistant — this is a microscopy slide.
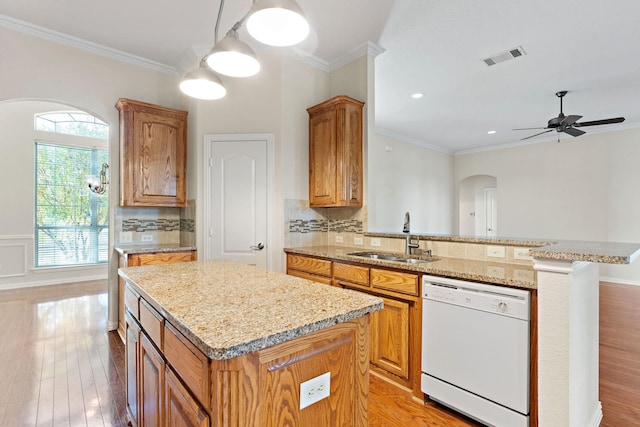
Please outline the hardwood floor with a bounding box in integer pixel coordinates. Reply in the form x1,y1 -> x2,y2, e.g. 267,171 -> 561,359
599,282 -> 640,427
1,280 -> 638,426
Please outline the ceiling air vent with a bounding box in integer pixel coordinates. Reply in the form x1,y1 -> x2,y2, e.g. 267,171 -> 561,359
483,46 -> 526,66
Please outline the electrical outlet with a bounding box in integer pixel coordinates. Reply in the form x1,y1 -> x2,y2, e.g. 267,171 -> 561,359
354,236 -> 364,245
141,234 -> 154,242
515,269 -> 534,281
120,231 -> 133,243
513,247 -> 532,260
486,245 -> 505,258
300,372 -> 330,409
370,238 -> 381,247
487,266 -> 505,278
335,235 -> 344,243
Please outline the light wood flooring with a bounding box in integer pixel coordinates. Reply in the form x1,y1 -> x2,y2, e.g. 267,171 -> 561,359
0,280 -> 638,426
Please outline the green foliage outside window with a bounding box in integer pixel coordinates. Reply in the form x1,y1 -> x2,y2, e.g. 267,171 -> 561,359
35,142 -> 109,266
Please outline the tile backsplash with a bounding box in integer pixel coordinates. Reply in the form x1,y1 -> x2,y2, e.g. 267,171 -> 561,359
115,200 -> 196,246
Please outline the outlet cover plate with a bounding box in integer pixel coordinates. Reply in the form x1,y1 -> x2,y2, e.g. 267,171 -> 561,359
353,236 -> 364,245
300,372 -> 330,409
486,245 -> 506,258
370,238 -> 381,247
335,235 -> 344,243
141,234 -> 154,242
120,231 -> 133,243
514,248 -> 532,260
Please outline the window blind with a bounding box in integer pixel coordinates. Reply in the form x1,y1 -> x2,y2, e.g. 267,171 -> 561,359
35,142 -> 108,267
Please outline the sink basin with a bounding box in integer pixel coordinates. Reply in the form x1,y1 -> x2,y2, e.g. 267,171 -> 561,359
348,252 -> 437,264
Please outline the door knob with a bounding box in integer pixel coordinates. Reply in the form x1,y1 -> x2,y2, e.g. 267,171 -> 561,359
250,243 -> 265,250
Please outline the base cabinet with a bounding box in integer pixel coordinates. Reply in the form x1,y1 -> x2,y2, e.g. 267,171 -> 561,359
123,280 -> 370,427
370,296 -> 410,380
140,333 -> 165,427
165,366 -> 209,427
287,255 -> 422,398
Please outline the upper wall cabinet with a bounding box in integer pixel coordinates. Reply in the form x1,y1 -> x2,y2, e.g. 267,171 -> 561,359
307,95 -> 365,208
116,99 -> 188,207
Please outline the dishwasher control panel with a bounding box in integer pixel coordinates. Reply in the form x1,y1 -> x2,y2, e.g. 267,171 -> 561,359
423,275 -> 530,320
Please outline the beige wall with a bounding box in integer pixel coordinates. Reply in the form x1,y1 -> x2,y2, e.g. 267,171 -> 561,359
454,127 -> 640,284
0,27 -> 184,327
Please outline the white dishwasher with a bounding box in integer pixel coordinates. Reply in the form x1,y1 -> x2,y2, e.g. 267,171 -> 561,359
421,275 -> 530,427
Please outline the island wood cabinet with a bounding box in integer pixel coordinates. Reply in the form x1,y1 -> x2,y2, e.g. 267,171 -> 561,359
116,98 -> 188,207
287,254 -> 422,397
118,250 -> 197,341
122,282 -> 370,427
307,96 -> 364,207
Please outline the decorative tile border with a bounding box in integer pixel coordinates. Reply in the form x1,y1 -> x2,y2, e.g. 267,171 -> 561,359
180,218 -> 195,233
289,219 -> 363,234
122,218 -> 181,232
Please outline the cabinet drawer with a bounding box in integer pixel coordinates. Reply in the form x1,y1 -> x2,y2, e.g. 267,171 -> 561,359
334,262 -> 369,286
371,269 -> 419,296
288,269 -> 333,285
164,322 -> 210,407
287,254 -> 332,277
140,299 -> 164,349
132,251 -> 195,266
124,285 -> 140,319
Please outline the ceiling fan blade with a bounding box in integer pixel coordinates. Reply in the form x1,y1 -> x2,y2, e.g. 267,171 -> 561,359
560,115 -> 582,126
563,127 -> 586,137
574,117 -> 626,127
521,129 -> 553,140
513,127 -> 548,131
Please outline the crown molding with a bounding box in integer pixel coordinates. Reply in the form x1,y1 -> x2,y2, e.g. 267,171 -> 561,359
328,41 -> 385,72
0,14 -> 178,76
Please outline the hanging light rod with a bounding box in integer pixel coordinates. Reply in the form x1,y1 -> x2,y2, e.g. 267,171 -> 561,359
179,0 -> 311,99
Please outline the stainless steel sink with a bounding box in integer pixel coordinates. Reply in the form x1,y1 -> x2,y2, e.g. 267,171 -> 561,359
348,252 -> 437,264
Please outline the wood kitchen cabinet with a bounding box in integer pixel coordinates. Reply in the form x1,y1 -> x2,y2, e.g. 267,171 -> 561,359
116,98 -> 188,207
122,277 -> 368,427
126,311 -> 141,427
118,249 -> 197,341
288,255 -> 422,397
307,95 -> 364,207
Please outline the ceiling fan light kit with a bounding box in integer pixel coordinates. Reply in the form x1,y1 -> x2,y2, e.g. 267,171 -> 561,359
514,90 -> 625,141
179,0 -> 310,99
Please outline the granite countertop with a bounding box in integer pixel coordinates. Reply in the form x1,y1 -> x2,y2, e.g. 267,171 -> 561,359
114,243 -> 197,255
118,259 -> 383,360
365,233 -> 640,264
284,246 -> 537,289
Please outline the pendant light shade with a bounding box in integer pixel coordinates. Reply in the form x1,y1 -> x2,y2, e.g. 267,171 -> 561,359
206,30 -> 261,78
246,0 -> 310,47
179,64 -> 227,100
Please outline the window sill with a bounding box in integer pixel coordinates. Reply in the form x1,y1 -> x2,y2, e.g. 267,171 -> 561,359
31,264 -> 108,274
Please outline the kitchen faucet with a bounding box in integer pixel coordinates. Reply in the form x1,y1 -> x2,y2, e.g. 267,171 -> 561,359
403,212 -> 420,255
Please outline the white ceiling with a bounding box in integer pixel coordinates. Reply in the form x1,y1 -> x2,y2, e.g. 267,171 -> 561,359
2,0 -> 640,153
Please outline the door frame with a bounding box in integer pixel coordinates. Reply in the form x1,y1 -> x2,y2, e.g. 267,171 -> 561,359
203,133 -> 275,270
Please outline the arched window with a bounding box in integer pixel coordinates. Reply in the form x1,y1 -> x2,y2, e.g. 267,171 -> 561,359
34,110 -> 109,267
35,111 -> 109,140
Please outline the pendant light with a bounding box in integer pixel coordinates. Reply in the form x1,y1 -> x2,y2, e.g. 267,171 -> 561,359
206,29 -> 261,78
246,0 -> 310,47
179,60 -> 227,100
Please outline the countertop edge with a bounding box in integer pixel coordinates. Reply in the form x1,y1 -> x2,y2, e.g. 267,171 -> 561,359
118,263 -> 383,360
114,245 -> 197,255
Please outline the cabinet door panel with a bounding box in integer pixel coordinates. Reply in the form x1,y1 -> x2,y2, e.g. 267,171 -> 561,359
371,268 -> 419,296
370,297 -> 410,379
126,313 -> 141,427
165,366 -> 210,427
140,333 -> 165,427
309,108 -> 337,205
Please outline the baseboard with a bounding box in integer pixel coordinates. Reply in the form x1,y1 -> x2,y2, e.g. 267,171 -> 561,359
589,401 -> 603,427
0,274 -> 107,290
107,321 -> 118,331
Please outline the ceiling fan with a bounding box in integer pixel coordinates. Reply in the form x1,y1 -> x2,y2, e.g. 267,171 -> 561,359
514,91 -> 625,141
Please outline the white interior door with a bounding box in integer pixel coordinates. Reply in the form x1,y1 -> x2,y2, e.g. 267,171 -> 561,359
204,134 -> 272,269
485,188 -> 497,237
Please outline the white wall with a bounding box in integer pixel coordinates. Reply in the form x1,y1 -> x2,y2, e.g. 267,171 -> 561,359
368,133 -> 454,234
0,27 -> 185,327
455,127 -> 640,284
188,54 -> 329,273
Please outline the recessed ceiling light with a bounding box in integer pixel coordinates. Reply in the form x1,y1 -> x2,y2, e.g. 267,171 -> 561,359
411,93 -> 424,99
487,130 -> 497,134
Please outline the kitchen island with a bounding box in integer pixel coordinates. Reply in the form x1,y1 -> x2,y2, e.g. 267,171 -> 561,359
118,259 -> 383,427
